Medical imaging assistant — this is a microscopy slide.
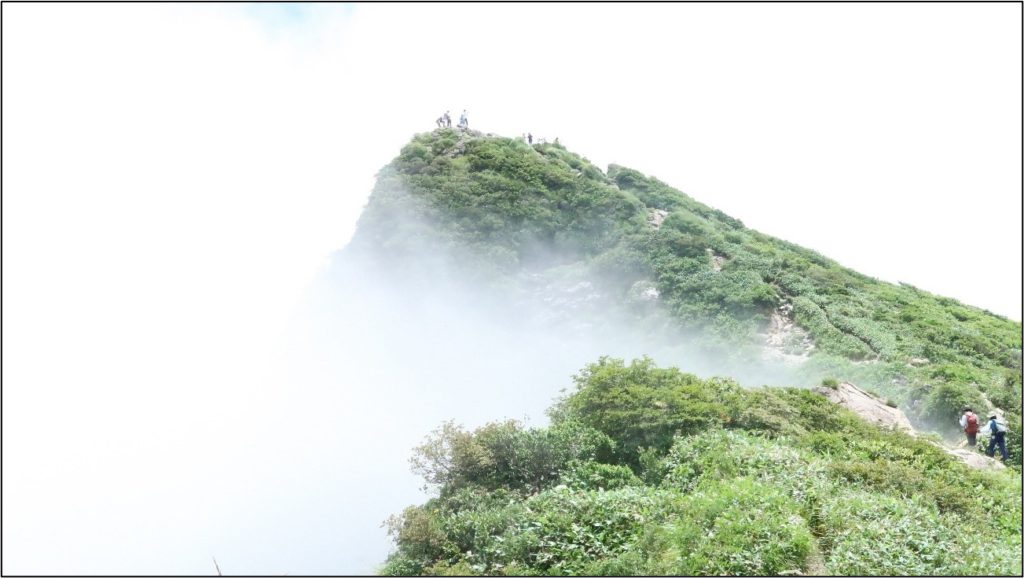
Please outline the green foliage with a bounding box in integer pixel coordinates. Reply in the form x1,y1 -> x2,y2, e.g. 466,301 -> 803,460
828,459 -> 972,514
410,419 -> 614,496
354,130 -> 1022,440
917,381 -> 988,435
366,131 -> 1023,573
386,358 -> 1022,575
559,461 -> 641,491
1000,412 -> 1023,467
819,491 -> 951,575
552,357 -> 742,465
515,486 -> 673,574
660,430 -> 826,500
819,489 -> 1021,575
645,478 -> 814,576
367,130 -> 646,273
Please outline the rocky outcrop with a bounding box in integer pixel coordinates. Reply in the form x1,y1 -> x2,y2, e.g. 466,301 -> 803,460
648,209 -> 668,229
706,248 -> 726,272
813,381 -> 912,432
813,381 -> 1006,470
945,448 -> 1006,471
628,280 -> 660,302
763,303 -> 814,363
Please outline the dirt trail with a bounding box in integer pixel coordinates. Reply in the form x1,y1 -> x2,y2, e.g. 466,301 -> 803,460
813,381 -> 1005,471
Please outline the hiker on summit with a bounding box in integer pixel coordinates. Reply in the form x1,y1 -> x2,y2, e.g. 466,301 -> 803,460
985,414 -> 1009,462
459,110 -> 468,129
444,111 -> 451,128
960,407 -> 980,446
527,133 -> 533,144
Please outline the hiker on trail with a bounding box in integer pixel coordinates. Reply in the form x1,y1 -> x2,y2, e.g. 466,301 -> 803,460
436,115 -> 445,128
960,407 -> 980,446
459,110 -> 468,129
444,111 -> 451,128
985,414 -> 1009,462
527,133 -> 533,144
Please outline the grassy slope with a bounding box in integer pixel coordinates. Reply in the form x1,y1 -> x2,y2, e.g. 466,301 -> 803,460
351,129 -> 1021,441
350,130 -> 1023,574
381,358 -> 1022,576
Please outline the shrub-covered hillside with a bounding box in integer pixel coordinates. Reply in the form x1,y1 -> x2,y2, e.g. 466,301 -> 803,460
381,358 -> 1022,576
348,128 -> 1021,452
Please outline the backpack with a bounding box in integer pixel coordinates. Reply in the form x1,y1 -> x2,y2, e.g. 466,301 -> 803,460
965,413 -> 979,434
994,421 -> 1008,434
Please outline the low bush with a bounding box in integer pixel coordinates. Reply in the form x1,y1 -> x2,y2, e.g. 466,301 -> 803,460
644,478 -> 814,576
552,357 -> 742,465
385,356 -> 1022,576
559,461 -> 641,491
918,381 -> 988,436
410,419 -> 614,496
819,491 -> 954,575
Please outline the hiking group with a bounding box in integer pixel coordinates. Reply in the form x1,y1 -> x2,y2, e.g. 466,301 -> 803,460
521,133 -> 557,146
961,407 -> 1009,462
435,110 -> 469,130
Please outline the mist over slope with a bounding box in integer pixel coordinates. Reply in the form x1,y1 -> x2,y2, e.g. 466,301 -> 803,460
288,129 -> 1021,573
327,128 -> 1020,428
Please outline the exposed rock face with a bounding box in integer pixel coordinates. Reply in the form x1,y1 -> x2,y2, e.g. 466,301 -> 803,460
813,382 -> 913,432
763,302 -> 814,363
706,248 -> 726,272
626,280 -> 661,308
946,448 -> 1006,471
648,209 -> 668,229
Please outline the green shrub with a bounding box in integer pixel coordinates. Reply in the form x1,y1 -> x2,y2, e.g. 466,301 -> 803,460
734,389 -> 802,434
514,486 -> 674,574
738,386 -> 854,436
578,551 -> 647,576
380,555 -> 427,576
366,130 -> 1022,401
386,355 -> 1021,577
367,129 -> 1024,574
818,490 -> 990,575
410,419 -> 614,495
660,430 -> 826,500
553,357 -> 742,465
645,478 -> 814,576
559,461 -> 641,491
918,381 -> 988,436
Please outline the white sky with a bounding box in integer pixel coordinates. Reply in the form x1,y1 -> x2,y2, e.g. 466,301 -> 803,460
2,3 -> 1021,575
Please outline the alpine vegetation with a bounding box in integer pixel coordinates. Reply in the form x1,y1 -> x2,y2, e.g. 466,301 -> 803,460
382,357 -> 1022,576
298,128 -> 1021,576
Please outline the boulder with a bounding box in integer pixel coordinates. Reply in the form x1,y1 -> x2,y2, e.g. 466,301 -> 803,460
813,381 -> 912,432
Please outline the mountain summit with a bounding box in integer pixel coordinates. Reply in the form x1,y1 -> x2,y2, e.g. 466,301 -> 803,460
340,128 -> 1020,430
308,129 -> 1021,576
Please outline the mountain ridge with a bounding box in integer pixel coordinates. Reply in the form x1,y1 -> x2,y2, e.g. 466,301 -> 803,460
342,128 -> 1020,440
313,128 -> 1022,576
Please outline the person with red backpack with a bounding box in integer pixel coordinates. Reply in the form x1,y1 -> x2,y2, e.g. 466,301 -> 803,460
960,407 -> 980,446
